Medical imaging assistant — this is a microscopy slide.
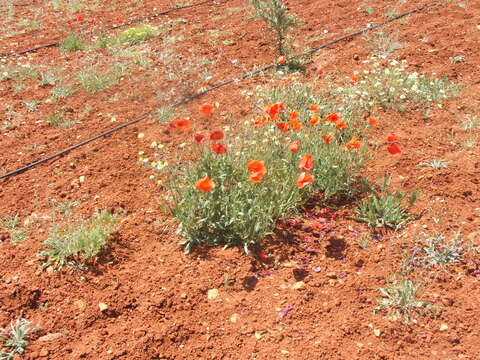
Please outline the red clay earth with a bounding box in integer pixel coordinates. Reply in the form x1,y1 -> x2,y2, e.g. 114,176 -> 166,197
0,0 -> 479,359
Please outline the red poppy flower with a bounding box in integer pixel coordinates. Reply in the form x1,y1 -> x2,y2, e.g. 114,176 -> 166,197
116,18 -> 124,24
290,118 -> 302,130
345,136 -> 361,149
317,67 -> 324,74
309,115 -> 320,125
252,116 -> 267,126
290,110 -> 299,120
299,154 -> 314,172
350,76 -> 359,86
387,133 -> 398,142
247,160 -> 265,173
322,134 -> 333,144
258,252 -> 270,261
210,143 -> 227,154
324,112 -> 340,123
289,141 -> 300,153
76,15 -> 84,22
265,103 -> 285,121
336,120 -> 347,130
297,172 -> 314,189
276,122 -> 289,132
66,19 -> 73,24
249,168 -> 267,182
199,103 -> 215,115
88,19 -> 97,24
369,117 -> 378,126
308,104 -> 319,111
210,130 -> 224,141
168,117 -> 191,131
277,56 -> 287,65
193,133 -> 205,144
387,144 -> 401,154
195,176 -> 215,192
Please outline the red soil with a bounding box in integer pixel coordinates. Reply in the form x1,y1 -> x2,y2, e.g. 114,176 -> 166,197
0,0 -> 479,359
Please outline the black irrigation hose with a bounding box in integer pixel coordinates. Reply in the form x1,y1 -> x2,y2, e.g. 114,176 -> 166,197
0,1 -> 443,180
1,0 -> 214,58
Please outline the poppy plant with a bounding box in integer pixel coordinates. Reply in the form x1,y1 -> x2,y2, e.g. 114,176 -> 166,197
289,141 -> 300,153
336,120 -> 347,130
199,103 -> 215,115
297,172 -> 314,189
89,19 -> 97,25
249,168 -> 267,182
76,15 -> 84,22
211,143 -> 227,154
309,115 -> 320,125
265,102 -> 285,121
252,116 -> 267,126
277,55 -> 287,65
308,104 -> 319,111
247,160 -> 265,173
193,133 -> 205,144
290,118 -> 302,130
322,134 -> 333,144
387,144 -> 401,154
387,133 -> 398,142
324,112 -> 340,123
299,154 -> 314,172
195,176 -> 215,192
210,130 -> 224,141
276,122 -> 289,132
345,136 -> 361,149
369,117 -> 378,126
350,76 -> 359,86
290,110 -> 299,120
168,117 -> 191,131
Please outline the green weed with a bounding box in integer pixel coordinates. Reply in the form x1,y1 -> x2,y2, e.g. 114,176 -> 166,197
119,24 -> 159,46
0,318 -> 39,360
59,34 -> 84,51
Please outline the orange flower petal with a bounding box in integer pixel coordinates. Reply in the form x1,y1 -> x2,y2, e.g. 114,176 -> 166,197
195,176 -> 215,192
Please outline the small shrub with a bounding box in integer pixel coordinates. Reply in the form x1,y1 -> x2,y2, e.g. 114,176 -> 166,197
38,210 -> 118,270
249,0 -> 298,57
403,233 -> 463,272
76,64 -> 127,93
50,84 -> 75,101
419,159 -> 448,169
59,34 -> 84,51
119,24 -> 159,46
0,318 -> 39,360
364,30 -> 403,57
354,176 -> 418,230
0,214 -> 27,243
376,278 -> 431,323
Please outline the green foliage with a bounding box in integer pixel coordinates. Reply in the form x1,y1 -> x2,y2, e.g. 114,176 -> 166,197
354,176 -> 418,230
119,24 -> 159,46
0,318 -> 39,360
38,210 -> 118,270
376,278 -> 431,323
76,64 -> 127,93
59,34 -> 84,51
0,214 -> 26,243
50,84 -> 75,101
419,159 -> 448,169
250,0 -> 298,56
403,233 -> 463,272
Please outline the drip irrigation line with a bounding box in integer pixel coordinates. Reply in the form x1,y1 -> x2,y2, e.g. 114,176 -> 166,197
1,0 -> 213,58
0,1 -> 443,180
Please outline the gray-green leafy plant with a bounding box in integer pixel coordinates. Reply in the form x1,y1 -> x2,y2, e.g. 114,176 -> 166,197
0,318 -> 39,360
59,34 -> 84,51
376,278 -> 431,323
38,210 -> 118,270
354,176 -> 418,230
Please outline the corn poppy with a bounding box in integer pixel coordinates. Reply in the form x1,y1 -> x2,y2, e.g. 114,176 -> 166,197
252,116 -> 267,126
199,104 -> 215,115
290,118 -> 302,130
322,134 -> 333,144
308,104 -> 319,111
76,15 -> 84,22
278,56 -> 287,65
289,141 -> 300,153
324,112 -> 340,123
299,154 -> 314,172
168,117 -> 191,131
89,19 -> 97,24
336,120 -> 347,130
210,130 -> 224,141
369,117 -> 378,126
387,144 -> 401,154
276,122 -> 289,132
66,19 -> 73,24
193,133 -> 205,144
247,160 -> 265,173
249,168 -> 267,182
195,176 -> 215,192
265,103 -> 281,121
297,172 -> 314,189
387,133 -> 398,142
350,76 -> 359,86
116,18 -> 124,24
211,143 -> 227,154
309,115 -> 320,125
345,136 -> 361,149
290,110 -> 299,120
317,66 -> 324,74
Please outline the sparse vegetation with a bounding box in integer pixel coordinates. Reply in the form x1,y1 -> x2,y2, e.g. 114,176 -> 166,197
59,34 -> 85,51
0,318 -> 38,360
